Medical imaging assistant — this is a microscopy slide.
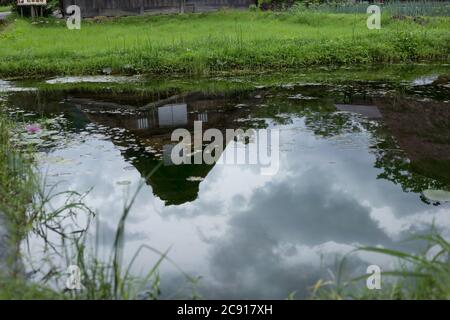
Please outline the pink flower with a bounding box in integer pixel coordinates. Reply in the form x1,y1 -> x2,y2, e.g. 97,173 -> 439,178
26,123 -> 41,134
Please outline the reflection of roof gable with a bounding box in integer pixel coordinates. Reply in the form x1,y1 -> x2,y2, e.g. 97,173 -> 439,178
158,103 -> 188,127
72,92 -> 254,206
76,91 -> 254,138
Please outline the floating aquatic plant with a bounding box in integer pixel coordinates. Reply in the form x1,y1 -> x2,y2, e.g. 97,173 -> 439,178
423,189 -> 450,202
25,123 -> 41,134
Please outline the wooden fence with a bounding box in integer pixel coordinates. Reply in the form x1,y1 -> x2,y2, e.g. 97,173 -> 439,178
61,0 -> 255,17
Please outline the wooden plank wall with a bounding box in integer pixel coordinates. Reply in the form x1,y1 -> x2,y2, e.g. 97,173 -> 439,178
61,0 -> 255,17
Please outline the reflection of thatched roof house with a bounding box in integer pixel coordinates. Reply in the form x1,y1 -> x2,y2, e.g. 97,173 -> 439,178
69,91 -> 254,205
72,91 -> 252,141
61,0 -> 255,17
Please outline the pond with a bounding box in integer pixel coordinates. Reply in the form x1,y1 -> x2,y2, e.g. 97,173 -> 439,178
1,65 -> 450,299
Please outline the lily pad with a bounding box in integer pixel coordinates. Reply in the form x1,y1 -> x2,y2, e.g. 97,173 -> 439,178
186,176 -> 204,182
423,189 -> 450,202
116,180 -> 132,186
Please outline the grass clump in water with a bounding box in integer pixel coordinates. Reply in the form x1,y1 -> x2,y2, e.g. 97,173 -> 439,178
0,111 -> 195,299
311,229 -> 450,300
0,110 -> 64,298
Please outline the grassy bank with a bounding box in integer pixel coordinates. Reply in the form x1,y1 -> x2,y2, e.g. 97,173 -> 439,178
0,6 -> 11,13
0,9 -> 449,77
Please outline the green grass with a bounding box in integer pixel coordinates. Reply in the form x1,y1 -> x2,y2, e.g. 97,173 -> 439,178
0,108 -> 64,298
0,111 -> 36,275
311,230 -> 450,299
0,6 -> 11,13
0,10 -> 449,77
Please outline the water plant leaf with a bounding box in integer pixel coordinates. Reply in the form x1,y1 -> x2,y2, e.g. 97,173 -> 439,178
422,189 -> 450,202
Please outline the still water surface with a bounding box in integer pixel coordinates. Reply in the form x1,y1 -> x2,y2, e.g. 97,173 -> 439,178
1,67 -> 450,298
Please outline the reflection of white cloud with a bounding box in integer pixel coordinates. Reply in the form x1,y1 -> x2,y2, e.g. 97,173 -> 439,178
28,115 -> 450,299
370,204 -> 450,239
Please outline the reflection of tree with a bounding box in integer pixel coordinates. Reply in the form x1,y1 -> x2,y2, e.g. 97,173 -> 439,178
371,133 -> 448,197
304,112 -> 366,138
370,95 -> 450,197
258,85 -> 450,199
254,86 -> 376,137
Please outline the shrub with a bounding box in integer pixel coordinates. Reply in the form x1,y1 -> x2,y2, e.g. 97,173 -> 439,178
12,0 -> 61,17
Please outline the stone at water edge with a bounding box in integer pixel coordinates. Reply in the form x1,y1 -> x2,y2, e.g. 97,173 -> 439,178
52,10 -> 63,19
423,189 -> 450,202
432,75 -> 450,86
102,67 -> 113,75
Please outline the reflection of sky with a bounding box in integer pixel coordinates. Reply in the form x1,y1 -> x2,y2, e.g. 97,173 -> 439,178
27,114 -> 450,299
